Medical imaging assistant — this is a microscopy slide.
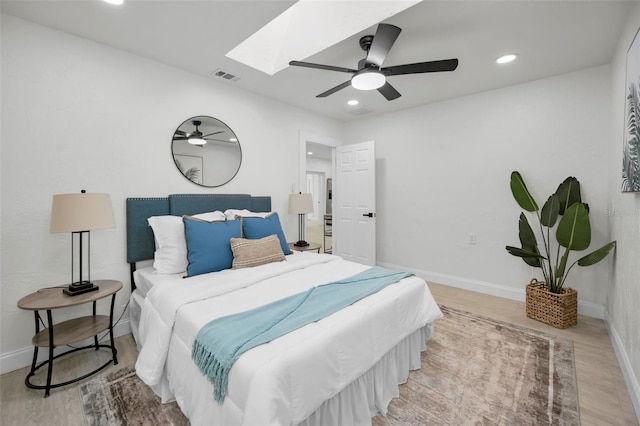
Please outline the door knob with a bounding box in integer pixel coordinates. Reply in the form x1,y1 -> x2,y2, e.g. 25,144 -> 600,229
362,212 -> 374,217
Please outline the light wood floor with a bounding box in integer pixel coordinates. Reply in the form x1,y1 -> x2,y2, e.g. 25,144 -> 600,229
1,283 -> 637,425
428,282 -> 638,426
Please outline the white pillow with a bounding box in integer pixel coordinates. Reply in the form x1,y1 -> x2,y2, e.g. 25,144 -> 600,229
147,211 -> 226,274
194,211 -> 228,221
224,209 -> 271,221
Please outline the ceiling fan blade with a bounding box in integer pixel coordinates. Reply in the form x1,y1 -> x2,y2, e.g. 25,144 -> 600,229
289,61 -> 357,74
366,23 -> 402,67
205,138 -> 237,144
377,82 -> 401,101
173,136 -> 188,140
383,58 -> 459,76
201,131 -> 224,138
317,80 -> 352,98
175,130 -> 188,136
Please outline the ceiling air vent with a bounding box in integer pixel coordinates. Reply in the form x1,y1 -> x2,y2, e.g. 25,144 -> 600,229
211,68 -> 240,82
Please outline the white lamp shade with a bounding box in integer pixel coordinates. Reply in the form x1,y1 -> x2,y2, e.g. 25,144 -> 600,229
50,193 -> 116,233
288,193 -> 314,215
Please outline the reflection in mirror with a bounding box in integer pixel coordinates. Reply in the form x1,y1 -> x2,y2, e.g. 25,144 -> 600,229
172,115 -> 242,187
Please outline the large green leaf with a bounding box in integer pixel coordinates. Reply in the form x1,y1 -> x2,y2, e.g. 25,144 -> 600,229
577,241 -> 616,266
540,194 -> 560,227
555,177 -> 581,215
556,203 -> 591,250
517,213 -> 542,267
554,250 -> 570,292
505,246 -> 546,260
510,171 -> 538,212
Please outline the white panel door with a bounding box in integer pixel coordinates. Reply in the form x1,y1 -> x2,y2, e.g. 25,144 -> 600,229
334,141 -> 376,265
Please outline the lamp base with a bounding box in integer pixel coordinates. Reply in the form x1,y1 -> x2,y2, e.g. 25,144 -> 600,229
63,281 -> 99,296
294,240 -> 309,247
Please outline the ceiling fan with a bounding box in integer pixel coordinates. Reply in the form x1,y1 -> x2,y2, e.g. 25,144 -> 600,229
173,120 -> 225,145
289,23 -> 458,101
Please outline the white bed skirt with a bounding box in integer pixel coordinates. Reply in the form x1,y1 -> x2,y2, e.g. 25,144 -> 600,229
299,323 -> 434,426
166,322 -> 434,426
129,289 -> 144,350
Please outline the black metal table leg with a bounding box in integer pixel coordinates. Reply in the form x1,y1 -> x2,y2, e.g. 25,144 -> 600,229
25,311 -> 41,388
93,301 -> 99,349
109,294 -> 118,364
45,310 -> 54,397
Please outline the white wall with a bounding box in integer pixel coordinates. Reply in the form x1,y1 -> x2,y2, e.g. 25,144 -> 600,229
345,65 -> 612,307
0,15 -> 344,364
306,156 -> 332,179
607,3 -> 640,416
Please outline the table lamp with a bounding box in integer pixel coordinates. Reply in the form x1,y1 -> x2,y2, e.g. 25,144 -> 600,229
50,191 -> 115,296
288,193 -> 314,247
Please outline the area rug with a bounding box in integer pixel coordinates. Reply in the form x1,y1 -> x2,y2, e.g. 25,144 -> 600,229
79,366 -> 188,426
372,306 -> 580,425
80,306 -> 580,425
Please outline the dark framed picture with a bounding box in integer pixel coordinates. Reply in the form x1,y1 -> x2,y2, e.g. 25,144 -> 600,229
623,27 -> 640,192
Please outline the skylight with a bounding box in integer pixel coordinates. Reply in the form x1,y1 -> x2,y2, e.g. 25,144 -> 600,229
226,0 -> 422,75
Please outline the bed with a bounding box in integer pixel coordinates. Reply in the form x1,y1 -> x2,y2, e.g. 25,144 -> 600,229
126,193 -> 442,425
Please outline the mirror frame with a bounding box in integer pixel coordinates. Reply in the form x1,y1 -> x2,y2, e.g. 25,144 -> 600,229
171,115 -> 242,187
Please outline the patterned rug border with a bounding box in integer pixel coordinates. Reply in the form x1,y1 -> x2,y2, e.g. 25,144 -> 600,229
440,304 -> 578,346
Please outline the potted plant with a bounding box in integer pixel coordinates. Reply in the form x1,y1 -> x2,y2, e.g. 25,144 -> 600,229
505,171 -> 616,328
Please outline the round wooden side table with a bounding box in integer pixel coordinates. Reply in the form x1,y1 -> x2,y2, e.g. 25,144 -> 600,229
17,279 -> 122,397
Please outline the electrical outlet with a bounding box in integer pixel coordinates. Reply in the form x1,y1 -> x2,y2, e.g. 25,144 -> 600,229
468,233 -> 477,245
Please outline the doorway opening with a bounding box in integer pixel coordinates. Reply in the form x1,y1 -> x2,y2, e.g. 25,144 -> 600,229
299,132 -> 338,254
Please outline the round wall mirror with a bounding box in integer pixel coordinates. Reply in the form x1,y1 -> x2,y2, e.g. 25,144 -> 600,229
171,115 -> 242,187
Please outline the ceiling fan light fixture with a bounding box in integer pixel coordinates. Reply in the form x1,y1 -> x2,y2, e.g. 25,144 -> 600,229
351,70 -> 386,91
188,137 -> 206,145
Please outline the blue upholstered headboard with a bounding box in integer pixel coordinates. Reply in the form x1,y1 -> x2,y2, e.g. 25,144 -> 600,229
126,194 -> 271,264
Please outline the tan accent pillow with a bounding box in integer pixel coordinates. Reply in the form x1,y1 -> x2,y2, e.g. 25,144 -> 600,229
230,234 -> 286,269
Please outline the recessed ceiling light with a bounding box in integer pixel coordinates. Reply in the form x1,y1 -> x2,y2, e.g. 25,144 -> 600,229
230,138 -> 237,142
347,100 -> 359,106
307,151 -> 313,155
103,0 -> 124,5
496,54 -> 517,64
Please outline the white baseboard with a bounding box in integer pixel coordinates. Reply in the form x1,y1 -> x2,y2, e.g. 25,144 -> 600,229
377,262 -> 605,319
0,318 -> 131,375
604,316 -> 640,423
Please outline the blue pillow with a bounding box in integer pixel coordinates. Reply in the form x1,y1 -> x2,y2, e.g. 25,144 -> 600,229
242,213 -> 292,255
183,218 -> 241,277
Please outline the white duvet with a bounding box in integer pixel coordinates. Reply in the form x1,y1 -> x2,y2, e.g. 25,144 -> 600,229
135,252 -> 442,425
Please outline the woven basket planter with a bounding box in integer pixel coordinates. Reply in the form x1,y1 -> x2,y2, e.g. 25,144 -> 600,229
525,279 -> 577,329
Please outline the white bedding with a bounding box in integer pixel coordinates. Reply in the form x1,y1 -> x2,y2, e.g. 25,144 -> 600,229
134,251 -> 442,425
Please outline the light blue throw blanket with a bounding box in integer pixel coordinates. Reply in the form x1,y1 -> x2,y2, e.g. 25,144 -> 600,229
192,266 -> 413,403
